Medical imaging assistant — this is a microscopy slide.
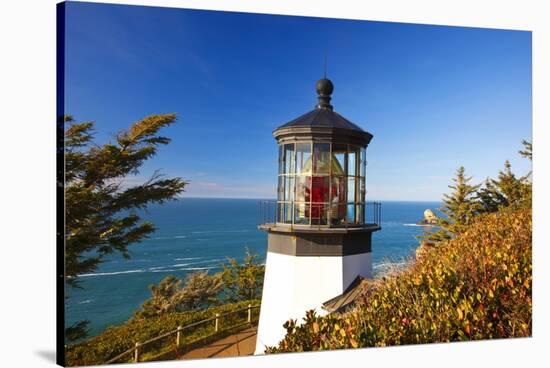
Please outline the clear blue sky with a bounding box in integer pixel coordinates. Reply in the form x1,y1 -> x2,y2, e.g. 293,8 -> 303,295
64,2 -> 532,201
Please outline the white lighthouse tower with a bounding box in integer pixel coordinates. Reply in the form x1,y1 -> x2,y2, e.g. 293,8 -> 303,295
255,78 -> 381,354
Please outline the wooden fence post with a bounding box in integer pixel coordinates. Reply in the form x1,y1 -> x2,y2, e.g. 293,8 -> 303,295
247,304 -> 252,323
134,342 -> 140,363
176,326 -> 183,348
215,313 -> 220,332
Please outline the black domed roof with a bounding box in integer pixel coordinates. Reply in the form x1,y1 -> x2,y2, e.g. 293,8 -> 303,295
277,108 -> 364,131
273,78 -> 373,146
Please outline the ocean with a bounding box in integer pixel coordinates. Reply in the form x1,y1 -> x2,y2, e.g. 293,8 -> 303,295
66,198 -> 441,338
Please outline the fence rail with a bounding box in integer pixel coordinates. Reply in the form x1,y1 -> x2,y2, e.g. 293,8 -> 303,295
105,304 -> 260,364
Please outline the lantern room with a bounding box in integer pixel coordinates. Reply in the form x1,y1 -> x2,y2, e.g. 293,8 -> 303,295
272,78 -> 373,227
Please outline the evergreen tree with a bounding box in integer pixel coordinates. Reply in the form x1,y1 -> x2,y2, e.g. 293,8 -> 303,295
134,272 -> 223,319
519,139 -> 532,162
477,160 -> 526,212
134,276 -> 183,319
518,139 -> 532,208
221,249 -> 265,302
477,178 -> 505,213
175,271 -> 224,310
478,140 -> 532,213
64,114 -> 187,339
428,166 -> 480,242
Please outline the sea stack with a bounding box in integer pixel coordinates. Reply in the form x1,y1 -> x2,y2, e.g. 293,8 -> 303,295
255,78 -> 382,354
423,209 -> 438,225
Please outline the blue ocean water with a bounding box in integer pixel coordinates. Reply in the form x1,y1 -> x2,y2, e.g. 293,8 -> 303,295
66,198 -> 440,338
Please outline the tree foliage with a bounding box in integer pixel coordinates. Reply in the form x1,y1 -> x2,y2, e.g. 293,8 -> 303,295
477,160 -> 530,212
65,320 -> 90,342
176,271 -> 224,310
134,276 -> 184,319
65,114 -> 186,284
221,248 -> 265,302
426,140 -> 532,243
64,114 -> 187,340
427,166 -> 480,242
134,248 -> 265,320
478,140 -> 532,213
134,272 -> 224,319
519,139 -> 532,162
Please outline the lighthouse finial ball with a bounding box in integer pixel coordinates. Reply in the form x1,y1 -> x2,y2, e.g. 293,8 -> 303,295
316,78 -> 334,96
315,78 -> 334,110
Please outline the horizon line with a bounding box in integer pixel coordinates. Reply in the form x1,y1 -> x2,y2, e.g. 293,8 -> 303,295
177,195 -> 443,203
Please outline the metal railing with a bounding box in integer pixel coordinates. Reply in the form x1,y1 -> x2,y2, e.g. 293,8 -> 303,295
259,200 -> 382,228
105,304 -> 260,364
371,201 -> 382,226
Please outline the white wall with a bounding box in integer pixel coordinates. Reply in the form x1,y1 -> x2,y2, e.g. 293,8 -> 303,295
255,251 -> 372,354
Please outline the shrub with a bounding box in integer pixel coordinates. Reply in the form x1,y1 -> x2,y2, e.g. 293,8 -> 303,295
266,208 -> 531,353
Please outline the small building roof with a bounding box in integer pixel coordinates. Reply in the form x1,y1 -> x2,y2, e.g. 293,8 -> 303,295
322,275 -> 370,313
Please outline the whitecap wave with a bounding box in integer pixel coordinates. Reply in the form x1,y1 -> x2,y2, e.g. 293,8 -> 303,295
191,229 -> 249,234
78,299 -> 93,304
180,266 -> 217,271
152,235 -> 188,240
174,257 -> 202,261
373,261 -> 409,270
78,258 -> 227,278
79,269 -> 145,277
151,269 -> 179,273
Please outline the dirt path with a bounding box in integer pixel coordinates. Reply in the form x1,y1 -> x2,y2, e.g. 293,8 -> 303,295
181,326 -> 257,359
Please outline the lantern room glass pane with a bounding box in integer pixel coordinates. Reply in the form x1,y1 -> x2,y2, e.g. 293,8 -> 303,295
296,143 -> 312,175
356,204 -> 364,223
360,177 -> 366,203
283,203 -> 293,223
347,177 -> 356,203
294,202 -> 309,225
346,204 -> 356,224
360,148 -> 366,177
278,202 -> 293,224
311,203 -> 328,225
278,146 -> 283,175
330,175 -> 346,224
348,146 -> 358,176
332,204 -> 347,225
312,143 -> 330,174
277,176 -> 284,201
332,143 -> 347,176
284,176 -> 295,201
277,202 -> 284,223
283,144 -> 295,175
311,176 -> 329,203
296,175 -> 310,203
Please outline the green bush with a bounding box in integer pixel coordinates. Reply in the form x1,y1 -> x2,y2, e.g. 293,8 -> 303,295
66,299 -> 259,366
266,208 -> 531,353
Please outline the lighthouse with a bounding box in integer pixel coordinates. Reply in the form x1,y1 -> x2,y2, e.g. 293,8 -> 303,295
255,78 -> 381,354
